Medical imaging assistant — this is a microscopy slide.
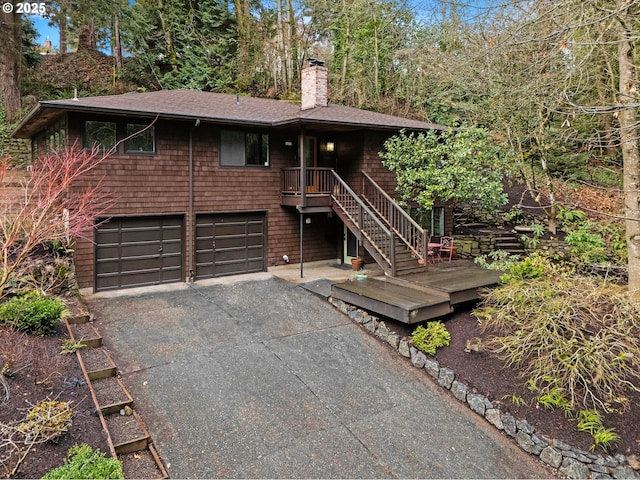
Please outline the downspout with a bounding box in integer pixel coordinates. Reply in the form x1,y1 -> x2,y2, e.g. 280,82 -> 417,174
188,119 -> 200,282
299,127 -> 306,278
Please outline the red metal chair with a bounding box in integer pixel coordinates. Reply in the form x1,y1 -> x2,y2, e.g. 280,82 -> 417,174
439,236 -> 455,262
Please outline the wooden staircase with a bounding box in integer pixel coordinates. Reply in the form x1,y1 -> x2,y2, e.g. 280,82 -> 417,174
330,171 -> 428,277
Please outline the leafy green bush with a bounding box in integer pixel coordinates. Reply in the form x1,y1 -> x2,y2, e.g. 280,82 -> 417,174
42,444 -> 124,479
0,292 -> 66,335
411,321 -> 451,355
474,250 -> 522,272
499,253 -> 552,283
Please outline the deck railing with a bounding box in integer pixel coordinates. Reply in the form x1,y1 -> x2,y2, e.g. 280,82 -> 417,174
281,167 -> 334,195
361,171 -> 428,264
331,171 -> 394,274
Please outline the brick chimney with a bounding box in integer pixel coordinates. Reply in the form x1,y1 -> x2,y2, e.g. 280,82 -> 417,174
301,58 -> 328,110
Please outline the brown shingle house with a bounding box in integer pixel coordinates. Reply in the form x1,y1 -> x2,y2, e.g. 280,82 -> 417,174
12,61 -> 451,293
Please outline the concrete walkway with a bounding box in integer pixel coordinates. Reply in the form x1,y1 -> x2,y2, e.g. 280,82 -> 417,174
86,264 -> 550,478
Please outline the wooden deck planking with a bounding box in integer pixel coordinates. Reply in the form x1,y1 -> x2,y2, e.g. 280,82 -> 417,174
331,277 -> 452,324
402,262 -> 502,304
331,261 -> 503,324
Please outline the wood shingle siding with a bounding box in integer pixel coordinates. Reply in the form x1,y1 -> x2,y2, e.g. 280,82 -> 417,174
12,90 -> 449,292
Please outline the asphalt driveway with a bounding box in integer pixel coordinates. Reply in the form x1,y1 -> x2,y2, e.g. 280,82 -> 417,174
86,275 -> 549,479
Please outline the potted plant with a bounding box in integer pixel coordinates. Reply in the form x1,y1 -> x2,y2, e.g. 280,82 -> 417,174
350,257 -> 364,271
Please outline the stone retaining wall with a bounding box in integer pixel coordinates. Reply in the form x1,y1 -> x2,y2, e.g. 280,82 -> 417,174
328,297 -> 640,480
454,235 -> 495,257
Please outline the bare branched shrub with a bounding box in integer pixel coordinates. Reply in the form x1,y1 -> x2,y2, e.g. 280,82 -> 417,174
475,264 -> 640,414
0,145 -> 113,298
0,326 -> 72,394
0,328 -> 32,378
20,255 -> 76,295
1,399 -> 74,477
29,339 -> 73,386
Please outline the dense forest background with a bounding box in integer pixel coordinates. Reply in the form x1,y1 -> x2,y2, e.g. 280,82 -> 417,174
1,0 -> 640,288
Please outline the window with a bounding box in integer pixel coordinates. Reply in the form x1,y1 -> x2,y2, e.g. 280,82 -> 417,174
409,206 -> 445,237
125,124 -> 155,153
220,130 -> 269,167
428,207 -> 445,237
43,117 -> 67,154
84,121 -> 116,150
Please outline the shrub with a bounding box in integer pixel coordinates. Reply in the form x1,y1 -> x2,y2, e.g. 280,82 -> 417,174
0,292 -> 66,335
475,273 -> 640,414
23,256 -> 76,295
60,339 -> 86,354
17,400 -> 73,444
42,444 -> 124,479
475,250 -> 522,272
411,321 -> 451,355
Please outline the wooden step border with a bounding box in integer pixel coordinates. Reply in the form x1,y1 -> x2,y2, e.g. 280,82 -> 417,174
80,347 -> 118,380
68,320 -> 103,348
91,376 -> 134,415
105,410 -> 151,455
64,314 -> 169,478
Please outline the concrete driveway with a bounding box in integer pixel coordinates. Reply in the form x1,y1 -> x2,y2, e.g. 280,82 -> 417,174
86,274 -> 550,479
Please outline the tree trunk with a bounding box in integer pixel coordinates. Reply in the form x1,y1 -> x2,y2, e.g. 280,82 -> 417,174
617,2 -> 640,293
113,14 -> 123,72
59,22 -> 67,54
158,0 -> 177,71
0,11 -> 22,123
234,0 -> 252,88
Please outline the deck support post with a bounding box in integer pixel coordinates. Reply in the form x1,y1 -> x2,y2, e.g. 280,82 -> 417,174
300,213 -> 304,278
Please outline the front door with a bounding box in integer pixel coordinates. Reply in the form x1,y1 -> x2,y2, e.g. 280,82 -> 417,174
343,224 -> 358,264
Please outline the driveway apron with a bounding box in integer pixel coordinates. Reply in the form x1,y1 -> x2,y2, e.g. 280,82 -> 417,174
86,277 -> 550,479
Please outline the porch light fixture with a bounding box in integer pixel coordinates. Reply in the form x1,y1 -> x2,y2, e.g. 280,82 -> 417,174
326,141 -> 335,152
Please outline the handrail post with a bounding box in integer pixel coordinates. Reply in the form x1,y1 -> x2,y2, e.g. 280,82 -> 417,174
390,231 -> 396,276
422,233 -> 428,269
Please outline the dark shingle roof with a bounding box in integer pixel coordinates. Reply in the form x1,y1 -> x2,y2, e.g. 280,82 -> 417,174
13,89 -> 446,138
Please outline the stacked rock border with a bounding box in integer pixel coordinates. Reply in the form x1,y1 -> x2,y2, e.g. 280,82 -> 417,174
329,297 -> 640,480
65,314 -> 169,479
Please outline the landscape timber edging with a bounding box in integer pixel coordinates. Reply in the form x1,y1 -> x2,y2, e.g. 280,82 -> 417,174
328,297 -> 640,480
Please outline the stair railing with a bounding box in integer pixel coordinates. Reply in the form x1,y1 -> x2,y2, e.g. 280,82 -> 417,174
330,171 -> 395,275
361,171 -> 428,265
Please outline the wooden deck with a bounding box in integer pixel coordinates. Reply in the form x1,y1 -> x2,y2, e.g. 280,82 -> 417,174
331,260 -> 503,324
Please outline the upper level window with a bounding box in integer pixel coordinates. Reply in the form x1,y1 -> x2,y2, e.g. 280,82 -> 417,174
220,130 -> 269,167
48,118 -> 66,153
125,124 -> 155,153
84,121 -> 116,150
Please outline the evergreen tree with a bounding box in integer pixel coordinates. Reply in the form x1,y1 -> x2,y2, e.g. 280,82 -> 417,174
123,0 -> 238,91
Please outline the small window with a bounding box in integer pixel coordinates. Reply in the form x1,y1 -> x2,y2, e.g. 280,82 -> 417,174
84,121 -> 116,150
220,130 -> 269,167
125,124 -> 155,153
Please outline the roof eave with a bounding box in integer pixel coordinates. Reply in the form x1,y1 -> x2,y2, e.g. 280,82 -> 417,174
274,116 -> 446,131
11,101 -> 279,138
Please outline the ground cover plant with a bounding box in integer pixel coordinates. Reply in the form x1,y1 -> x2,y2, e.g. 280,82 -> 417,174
42,443 -> 124,480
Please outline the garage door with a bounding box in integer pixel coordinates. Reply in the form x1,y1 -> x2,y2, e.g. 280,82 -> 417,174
95,216 -> 183,292
195,212 -> 266,279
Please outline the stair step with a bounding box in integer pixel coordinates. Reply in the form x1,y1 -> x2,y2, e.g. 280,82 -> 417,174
395,265 -> 428,276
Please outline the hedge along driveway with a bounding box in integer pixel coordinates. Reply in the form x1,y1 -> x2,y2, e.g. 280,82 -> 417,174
86,276 -> 551,479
